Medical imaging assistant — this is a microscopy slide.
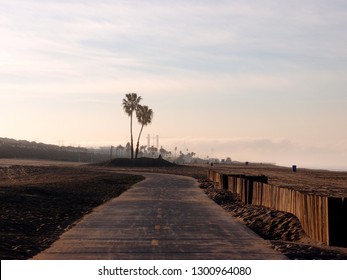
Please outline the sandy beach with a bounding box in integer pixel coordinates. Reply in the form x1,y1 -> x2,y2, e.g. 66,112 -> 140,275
1,159 -> 346,259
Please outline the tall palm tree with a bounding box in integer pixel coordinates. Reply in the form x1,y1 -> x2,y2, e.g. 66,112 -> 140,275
135,105 -> 153,159
122,93 -> 142,159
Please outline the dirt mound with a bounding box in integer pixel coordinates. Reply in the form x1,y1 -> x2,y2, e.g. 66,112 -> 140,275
103,157 -> 177,167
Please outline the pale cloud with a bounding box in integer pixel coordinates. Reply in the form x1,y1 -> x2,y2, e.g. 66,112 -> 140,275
2,0 -> 347,82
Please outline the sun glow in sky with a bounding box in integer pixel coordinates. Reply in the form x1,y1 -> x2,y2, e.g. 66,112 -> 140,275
1,0 -> 347,169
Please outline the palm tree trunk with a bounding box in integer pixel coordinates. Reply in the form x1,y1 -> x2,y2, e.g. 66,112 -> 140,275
130,113 -> 134,159
135,124 -> 144,159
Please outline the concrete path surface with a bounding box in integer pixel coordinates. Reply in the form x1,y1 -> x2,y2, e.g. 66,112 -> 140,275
33,173 -> 287,260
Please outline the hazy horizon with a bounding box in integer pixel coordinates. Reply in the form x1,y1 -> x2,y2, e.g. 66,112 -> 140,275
1,1 -> 347,170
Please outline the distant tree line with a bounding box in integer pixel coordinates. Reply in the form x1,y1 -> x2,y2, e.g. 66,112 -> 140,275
0,137 -> 203,164
0,137 -> 109,163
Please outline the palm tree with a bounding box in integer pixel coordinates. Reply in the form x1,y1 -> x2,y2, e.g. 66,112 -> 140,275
122,93 -> 142,159
125,142 -> 131,158
135,105 -> 153,158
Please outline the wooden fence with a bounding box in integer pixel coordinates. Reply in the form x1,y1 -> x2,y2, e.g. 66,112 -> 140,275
207,170 -> 346,247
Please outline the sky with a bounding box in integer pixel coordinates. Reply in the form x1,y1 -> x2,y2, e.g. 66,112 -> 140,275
1,0 -> 347,170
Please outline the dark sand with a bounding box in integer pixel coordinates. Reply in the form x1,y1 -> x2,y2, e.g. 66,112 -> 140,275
0,164 -> 143,259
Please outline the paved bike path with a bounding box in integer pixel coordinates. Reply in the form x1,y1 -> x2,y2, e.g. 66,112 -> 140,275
34,173 -> 287,260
